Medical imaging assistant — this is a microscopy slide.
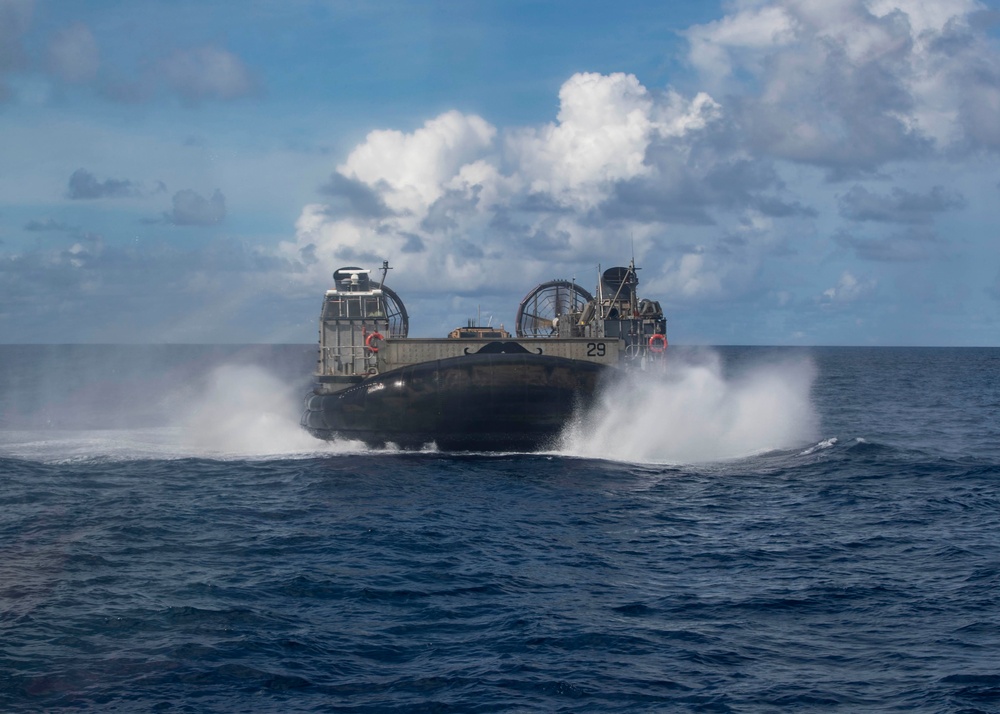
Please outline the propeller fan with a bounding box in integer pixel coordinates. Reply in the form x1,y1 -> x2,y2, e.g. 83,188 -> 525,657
380,285 -> 409,338
515,280 -> 593,338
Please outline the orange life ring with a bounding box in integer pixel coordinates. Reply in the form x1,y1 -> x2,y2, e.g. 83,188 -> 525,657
365,331 -> 384,353
648,333 -> 667,353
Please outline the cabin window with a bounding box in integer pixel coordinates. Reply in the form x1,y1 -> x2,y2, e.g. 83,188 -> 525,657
323,296 -> 386,320
322,299 -> 344,319
365,297 -> 384,316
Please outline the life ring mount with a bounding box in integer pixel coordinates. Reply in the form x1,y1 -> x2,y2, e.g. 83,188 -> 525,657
365,331 -> 384,353
648,333 -> 667,353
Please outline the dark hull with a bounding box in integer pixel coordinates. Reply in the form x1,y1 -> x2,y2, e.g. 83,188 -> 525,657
301,352 -> 609,451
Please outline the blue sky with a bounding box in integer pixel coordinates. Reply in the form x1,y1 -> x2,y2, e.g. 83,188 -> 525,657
2,0 -> 999,345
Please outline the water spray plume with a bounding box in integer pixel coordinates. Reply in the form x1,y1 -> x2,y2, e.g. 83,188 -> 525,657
559,349 -> 819,464
172,364 -> 363,457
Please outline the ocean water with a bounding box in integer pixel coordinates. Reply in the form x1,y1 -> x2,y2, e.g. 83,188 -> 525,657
1,345 -> 999,713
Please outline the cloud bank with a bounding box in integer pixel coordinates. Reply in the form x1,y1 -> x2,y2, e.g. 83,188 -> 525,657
281,0 -> 996,332
286,74 -> 726,304
3,0 -> 999,344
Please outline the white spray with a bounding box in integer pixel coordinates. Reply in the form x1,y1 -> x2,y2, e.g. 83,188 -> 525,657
171,363 -> 363,458
558,349 -> 819,464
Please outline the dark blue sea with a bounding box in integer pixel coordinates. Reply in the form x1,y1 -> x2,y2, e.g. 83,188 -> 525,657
1,345 -> 998,713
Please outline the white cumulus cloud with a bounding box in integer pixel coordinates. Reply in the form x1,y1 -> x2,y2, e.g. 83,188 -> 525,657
283,72 -> 724,311
685,0 -> 999,170
340,110 -> 497,215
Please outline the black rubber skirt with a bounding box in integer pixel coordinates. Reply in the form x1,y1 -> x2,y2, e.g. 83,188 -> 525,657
300,352 -> 609,451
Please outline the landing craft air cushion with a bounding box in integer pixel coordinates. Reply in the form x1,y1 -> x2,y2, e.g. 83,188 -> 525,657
300,261 -> 667,451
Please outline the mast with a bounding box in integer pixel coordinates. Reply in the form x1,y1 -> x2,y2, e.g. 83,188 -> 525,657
378,260 -> 391,291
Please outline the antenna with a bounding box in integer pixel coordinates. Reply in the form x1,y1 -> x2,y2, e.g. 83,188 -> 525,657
379,260 -> 392,290
597,263 -> 603,319
629,234 -> 641,279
